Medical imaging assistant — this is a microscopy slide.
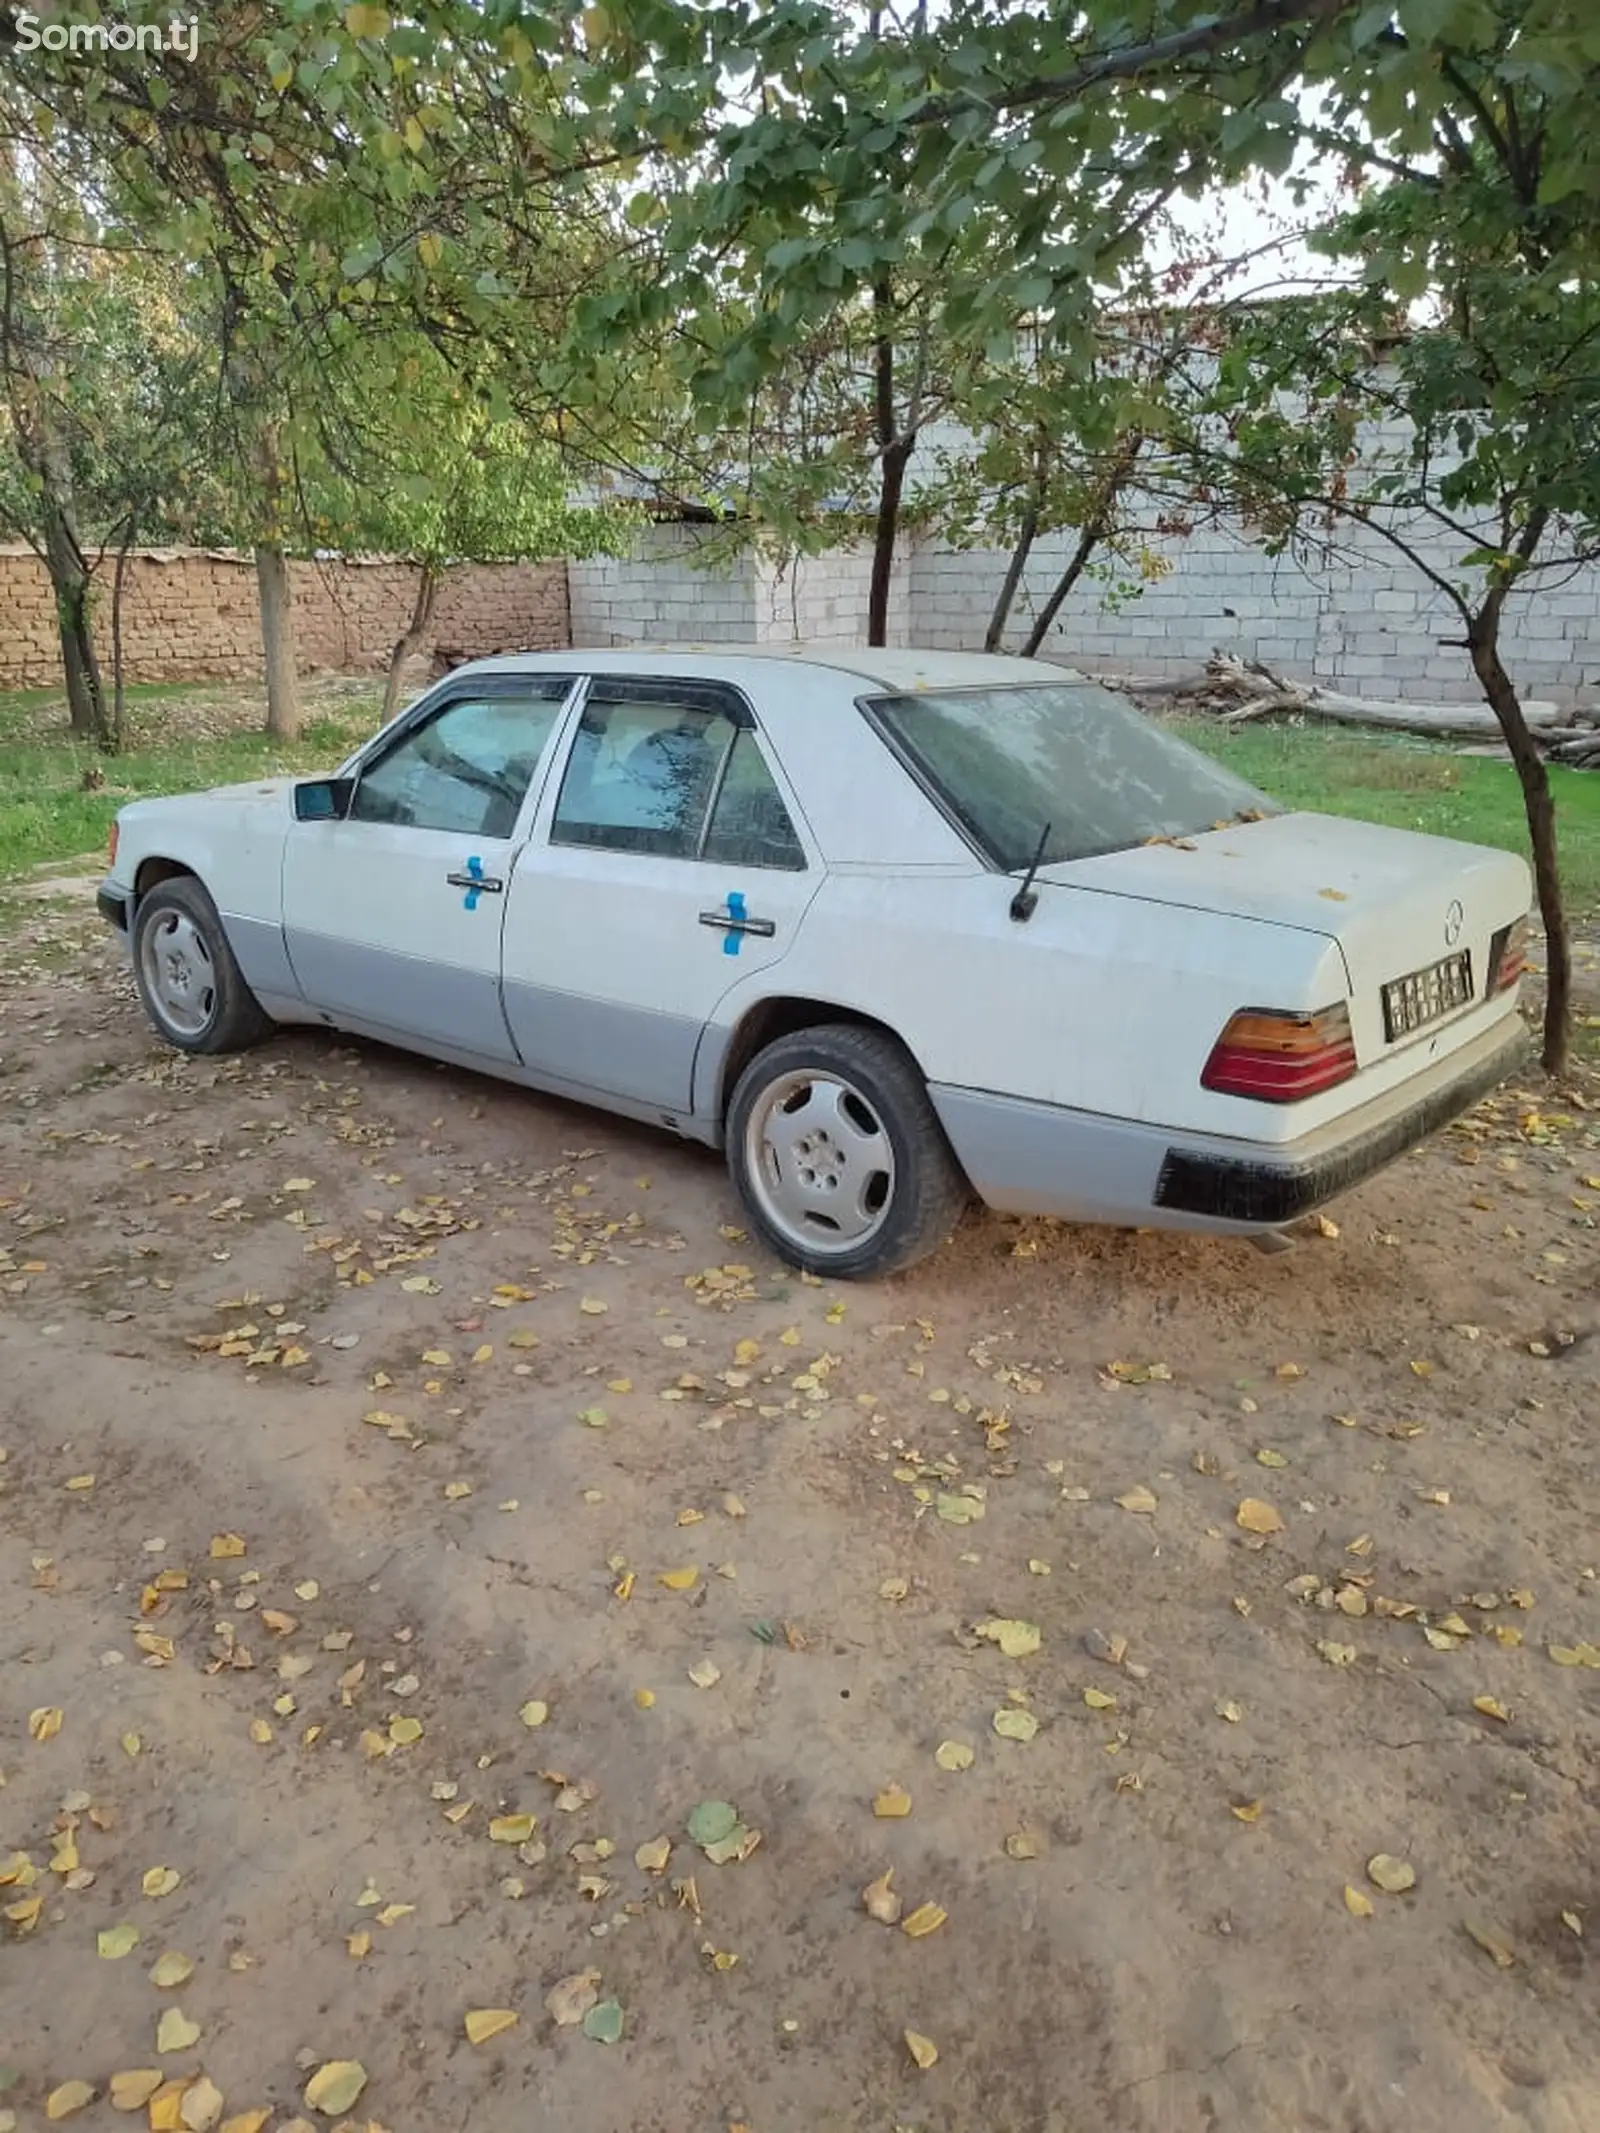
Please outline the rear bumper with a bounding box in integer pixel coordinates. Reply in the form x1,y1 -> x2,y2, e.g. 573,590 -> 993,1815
930,1014 -> 1532,1234
1153,1018 -> 1531,1222
97,881 -> 131,934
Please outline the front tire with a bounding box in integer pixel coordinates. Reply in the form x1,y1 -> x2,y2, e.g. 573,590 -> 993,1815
132,877 -> 274,1055
726,1023 -> 970,1278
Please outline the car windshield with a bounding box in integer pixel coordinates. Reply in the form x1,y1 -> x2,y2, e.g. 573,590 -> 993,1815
862,682 -> 1279,871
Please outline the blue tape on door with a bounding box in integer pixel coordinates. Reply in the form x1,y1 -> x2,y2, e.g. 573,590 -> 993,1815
723,890 -> 746,955
463,855 -> 485,912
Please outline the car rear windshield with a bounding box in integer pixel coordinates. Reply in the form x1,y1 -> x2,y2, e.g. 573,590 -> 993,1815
862,682 -> 1278,871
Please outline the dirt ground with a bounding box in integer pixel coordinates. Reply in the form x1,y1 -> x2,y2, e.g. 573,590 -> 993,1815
2,895 -> 1598,2133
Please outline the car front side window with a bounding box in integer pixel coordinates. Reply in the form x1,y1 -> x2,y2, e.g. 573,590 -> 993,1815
351,687 -> 569,839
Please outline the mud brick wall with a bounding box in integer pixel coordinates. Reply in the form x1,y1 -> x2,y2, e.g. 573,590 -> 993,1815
0,546 -> 570,690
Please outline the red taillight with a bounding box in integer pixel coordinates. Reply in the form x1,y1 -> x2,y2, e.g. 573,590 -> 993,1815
107,821 -> 119,868
1202,1004 -> 1357,1102
1490,917 -> 1528,994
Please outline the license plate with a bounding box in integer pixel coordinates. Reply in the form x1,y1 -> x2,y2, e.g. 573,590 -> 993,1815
1383,951 -> 1473,1041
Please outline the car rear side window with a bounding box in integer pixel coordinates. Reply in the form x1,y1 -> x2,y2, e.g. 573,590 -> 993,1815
552,689 -> 742,858
862,683 -> 1278,870
352,686 -> 569,838
701,731 -> 806,870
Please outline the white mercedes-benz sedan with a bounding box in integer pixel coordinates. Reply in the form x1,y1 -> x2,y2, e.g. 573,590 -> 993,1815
98,647 -> 1531,1276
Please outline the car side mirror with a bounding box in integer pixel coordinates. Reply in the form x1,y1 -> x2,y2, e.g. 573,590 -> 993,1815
293,777 -> 355,822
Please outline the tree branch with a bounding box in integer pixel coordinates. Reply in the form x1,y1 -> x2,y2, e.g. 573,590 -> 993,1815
904,0 -> 1348,128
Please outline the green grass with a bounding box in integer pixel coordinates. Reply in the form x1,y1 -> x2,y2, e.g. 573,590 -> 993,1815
1175,717 -> 1600,919
0,683 -> 380,882
1,681 -> 1596,928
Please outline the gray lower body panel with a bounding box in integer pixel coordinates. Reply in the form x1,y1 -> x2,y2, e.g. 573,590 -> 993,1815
220,911 -> 301,1002
502,978 -> 704,1115
283,927 -> 518,1064
930,1015 -> 1530,1235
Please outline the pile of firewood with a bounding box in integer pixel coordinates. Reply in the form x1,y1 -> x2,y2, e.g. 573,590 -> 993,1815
1117,652 -> 1600,766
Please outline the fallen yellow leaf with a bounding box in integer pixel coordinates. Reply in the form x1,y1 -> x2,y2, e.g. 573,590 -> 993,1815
178,2074 -> 224,2132
155,2007 -> 201,2053
1115,1484 -> 1158,1515
28,1706 -> 63,1743
904,2030 -> 938,2070
1235,1499 -> 1283,1535
218,2114 -> 271,2133
1083,1687 -> 1117,1711
544,1970 -> 601,2026
974,1617 -> 1041,1658
464,2008 -> 519,2045
993,1708 -> 1039,1742
98,1922 -> 141,1959
1464,1918 -> 1516,1968
1343,1884 -> 1374,1917
301,2061 -> 367,2116
1472,1695 -> 1511,1723
657,1566 -> 699,1591
488,1814 -> 536,1844
933,1740 -> 974,1772
518,1700 -> 549,1728
862,1868 -> 901,1923
146,2080 -> 190,2132
872,1784 -> 913,1819
901,1901 -> 947,1938
149,1951 -> 194,1989
1230,1799 -> 1264,1823
142,1867 -> 181,1898
209,1534 -> 246,1559
1367,1853 -> 1416,1893
108,2069 -> 164,2112
45,2081 -> 96,2121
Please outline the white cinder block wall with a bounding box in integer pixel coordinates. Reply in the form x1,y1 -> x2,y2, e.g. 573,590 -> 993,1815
567,526 -> 761,644
915,508 -> 1600,705
567,488 -> 1599,707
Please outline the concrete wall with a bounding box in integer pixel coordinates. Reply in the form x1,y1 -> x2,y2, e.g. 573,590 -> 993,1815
0,546 -> 570,691
909,512 -> 1600,706
568,526 -> 912,648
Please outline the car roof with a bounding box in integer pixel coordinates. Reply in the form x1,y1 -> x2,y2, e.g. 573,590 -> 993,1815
427,644 -> 1093,869
452,644 -> 1086,694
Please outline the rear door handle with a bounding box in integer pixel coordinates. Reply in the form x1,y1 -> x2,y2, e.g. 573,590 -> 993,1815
700,906 -> 775,938
447,857 -> 503,908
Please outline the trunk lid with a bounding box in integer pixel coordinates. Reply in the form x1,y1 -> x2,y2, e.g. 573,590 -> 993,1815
1041,811 -> 1531,1067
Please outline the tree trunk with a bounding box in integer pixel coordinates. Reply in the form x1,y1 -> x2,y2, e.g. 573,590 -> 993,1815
867,276 -> 912,649
107,524 -> 135,756
1468,625 -> 1569,1076
1021,435 -> 1143,660
39,492 -> 104,739
985,497 -> 1042,653
255,541 -> 300,741
382,564 -> 441,722
254,424 -> 299,741
986,432 -> 1050,653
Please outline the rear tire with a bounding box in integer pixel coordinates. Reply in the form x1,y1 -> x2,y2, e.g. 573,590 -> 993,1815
726,1023 -> 970,1278
132,876 -> 274,1055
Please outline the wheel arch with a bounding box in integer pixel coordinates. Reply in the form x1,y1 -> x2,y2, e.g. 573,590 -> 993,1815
709,995 -> 930,1128
133,855 -> 200,903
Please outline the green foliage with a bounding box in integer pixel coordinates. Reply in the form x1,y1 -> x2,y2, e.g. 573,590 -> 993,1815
296,339 -> 629,567
1176,719 -> 1600,920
